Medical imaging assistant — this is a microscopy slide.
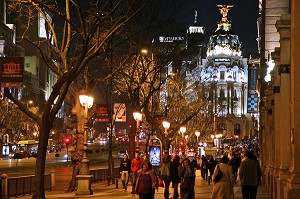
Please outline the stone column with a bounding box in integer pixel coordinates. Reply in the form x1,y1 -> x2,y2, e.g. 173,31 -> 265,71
285,1 -> 300,198
264,86 -> 273,189
276,14 -> 291,199
271,48 -> 281,199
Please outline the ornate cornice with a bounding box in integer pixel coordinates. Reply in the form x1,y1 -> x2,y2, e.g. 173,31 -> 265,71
279,64 -> 290,74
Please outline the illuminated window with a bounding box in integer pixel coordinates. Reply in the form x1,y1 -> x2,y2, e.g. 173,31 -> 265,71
220,71 -> 225,80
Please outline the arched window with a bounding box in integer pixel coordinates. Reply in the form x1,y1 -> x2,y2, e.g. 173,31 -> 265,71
234,123 -> 240,135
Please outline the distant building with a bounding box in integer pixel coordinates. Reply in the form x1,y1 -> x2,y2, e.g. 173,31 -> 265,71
187,5 -> 256,140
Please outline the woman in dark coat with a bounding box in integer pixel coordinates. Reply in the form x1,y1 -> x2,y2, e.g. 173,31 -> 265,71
207,157 -> 216,185
211,155 -> 235,199
179,158 -> 195,199
170,155 -> 181,199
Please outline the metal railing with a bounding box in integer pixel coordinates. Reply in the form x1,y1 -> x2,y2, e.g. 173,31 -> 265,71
90,167 -> 120,183
1,172 -> 53,198
1,167 -> 120,198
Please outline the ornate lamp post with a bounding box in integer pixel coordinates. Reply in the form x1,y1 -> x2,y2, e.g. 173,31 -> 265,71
133,111 -> 142,151
162,120 -> 170,152
195,131 -> 200,146
180,126 -> 186,153
180,126 -> 186,138
76,93 -> 94,195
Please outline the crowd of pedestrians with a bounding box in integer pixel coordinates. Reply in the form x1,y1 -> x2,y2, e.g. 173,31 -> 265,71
118,144 -> 262,199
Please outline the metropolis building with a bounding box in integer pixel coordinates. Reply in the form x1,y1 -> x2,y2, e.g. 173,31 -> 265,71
187,5 -> 256,141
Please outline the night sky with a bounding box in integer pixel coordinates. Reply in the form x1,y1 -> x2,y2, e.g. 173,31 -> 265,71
175,0 -> 259,50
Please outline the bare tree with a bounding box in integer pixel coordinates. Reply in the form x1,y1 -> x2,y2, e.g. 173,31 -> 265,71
5,1 -> 149,198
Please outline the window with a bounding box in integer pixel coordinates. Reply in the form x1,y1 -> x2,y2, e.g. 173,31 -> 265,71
220,71 -> 225,80
233,71 -> 237,81
234,123 -> 241,135
218,123 -> 226,130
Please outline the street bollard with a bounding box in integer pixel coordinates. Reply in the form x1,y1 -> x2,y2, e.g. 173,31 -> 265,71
115,178 -> 118,189
1,173 -> 8,199
50,170 -> 56,191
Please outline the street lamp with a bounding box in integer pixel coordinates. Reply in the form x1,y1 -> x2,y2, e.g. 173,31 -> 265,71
162,121 -> 170,135
195,130 -> 200,142
133,111 -> 142,150
162,120 -> 170,152
179,126 -> 186,154
76,92 -> 94,195
27,100 -> 33,109
180,126 -> 186,138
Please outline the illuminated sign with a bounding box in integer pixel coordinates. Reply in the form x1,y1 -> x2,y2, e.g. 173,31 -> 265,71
247,64 -> 258,113
159,36 -> 185,43
214,58 -> 231,62
149,146 -> 161,167
0,57 -> 24,87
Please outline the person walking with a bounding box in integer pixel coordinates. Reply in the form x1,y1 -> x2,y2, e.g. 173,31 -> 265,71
135,160 -> 156,199
229,152 -> 241,182
201,155 -> 208,180
119,153 -> 131,191
131,152 -> 144,194
179,158 -> 195,199
207,156 -> 216,185
170,155 -> 181,199
159,153 -> 171,199
239,150 -> 262,199
211,155 -> 235,199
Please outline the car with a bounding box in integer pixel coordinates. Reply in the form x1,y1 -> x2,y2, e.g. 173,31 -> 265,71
9,150 -> 31,159
118,150 -> 127,158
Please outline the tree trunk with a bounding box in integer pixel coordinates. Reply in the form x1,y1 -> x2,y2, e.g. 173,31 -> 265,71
33,120 -> 51,199
129,120 -> 136,159
66,162 -> 80,193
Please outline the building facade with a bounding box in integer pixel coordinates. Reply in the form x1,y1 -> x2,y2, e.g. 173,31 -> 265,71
258,0 -> 300,198
188,5 -> 255,141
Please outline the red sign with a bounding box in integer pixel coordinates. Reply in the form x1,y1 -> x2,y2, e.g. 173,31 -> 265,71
96,104 -> 109,123
0,57 -> 24,87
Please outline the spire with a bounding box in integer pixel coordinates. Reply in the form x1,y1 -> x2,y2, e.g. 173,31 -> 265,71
217,5 -> 234,22
194,10 -> 198,24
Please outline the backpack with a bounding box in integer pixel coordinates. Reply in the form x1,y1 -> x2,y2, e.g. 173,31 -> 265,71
159,162 -> 170,180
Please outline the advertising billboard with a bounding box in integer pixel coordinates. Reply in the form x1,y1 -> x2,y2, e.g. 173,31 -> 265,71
149,146 -> 161,167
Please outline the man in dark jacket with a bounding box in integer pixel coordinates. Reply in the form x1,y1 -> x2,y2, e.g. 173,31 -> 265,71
170,155 -> 181,199
119,154 -> 131,191
239,150 -> 262,199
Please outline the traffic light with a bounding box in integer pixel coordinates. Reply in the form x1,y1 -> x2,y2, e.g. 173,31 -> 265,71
180,140 -> 184,148
65,138 -> 71,145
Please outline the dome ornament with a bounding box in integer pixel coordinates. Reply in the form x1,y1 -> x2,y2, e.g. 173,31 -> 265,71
217,5 -> 234,22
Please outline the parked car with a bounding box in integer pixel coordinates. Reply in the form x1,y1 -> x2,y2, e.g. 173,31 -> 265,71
9,150 -> 31,159
118,150 -> 127,158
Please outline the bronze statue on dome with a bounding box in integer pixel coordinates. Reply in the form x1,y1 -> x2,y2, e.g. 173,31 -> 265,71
217,5 -> 234,22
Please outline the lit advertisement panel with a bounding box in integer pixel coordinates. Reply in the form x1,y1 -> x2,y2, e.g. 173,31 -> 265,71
247,63 -> 258,113
149,146 -> 161,167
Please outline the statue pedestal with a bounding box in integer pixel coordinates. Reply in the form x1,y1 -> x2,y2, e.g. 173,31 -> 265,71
76,174 -> 93,195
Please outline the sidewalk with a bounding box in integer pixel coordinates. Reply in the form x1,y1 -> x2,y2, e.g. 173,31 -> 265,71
17,170 -> 271,199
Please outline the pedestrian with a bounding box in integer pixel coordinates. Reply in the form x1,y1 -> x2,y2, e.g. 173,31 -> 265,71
159,153 -> 171,199
179,158 -> 195,199
239,150 -> 262,199
191,154 -> 199,172
131,152 -> 144,194
135,160 -> 156,199
119,153 -> 131,191
207,156 -> 216,185
201,155 -> 208,180
170,155 -> 181,199
211,155 -> 235,199
229,152 -> 241,181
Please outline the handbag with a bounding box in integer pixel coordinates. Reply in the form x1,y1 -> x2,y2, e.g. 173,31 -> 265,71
158,178 -> 164,187
180,177 -> 191,190
213,164 -> 223,183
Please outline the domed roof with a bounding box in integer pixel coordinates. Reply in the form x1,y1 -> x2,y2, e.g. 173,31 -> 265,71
207,5 -> 242,57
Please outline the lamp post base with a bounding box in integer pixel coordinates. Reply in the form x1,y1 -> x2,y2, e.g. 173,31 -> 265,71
76,174 -> 93,195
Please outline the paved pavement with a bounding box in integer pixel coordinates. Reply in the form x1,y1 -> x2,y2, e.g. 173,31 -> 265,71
16,170 -> 271,199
